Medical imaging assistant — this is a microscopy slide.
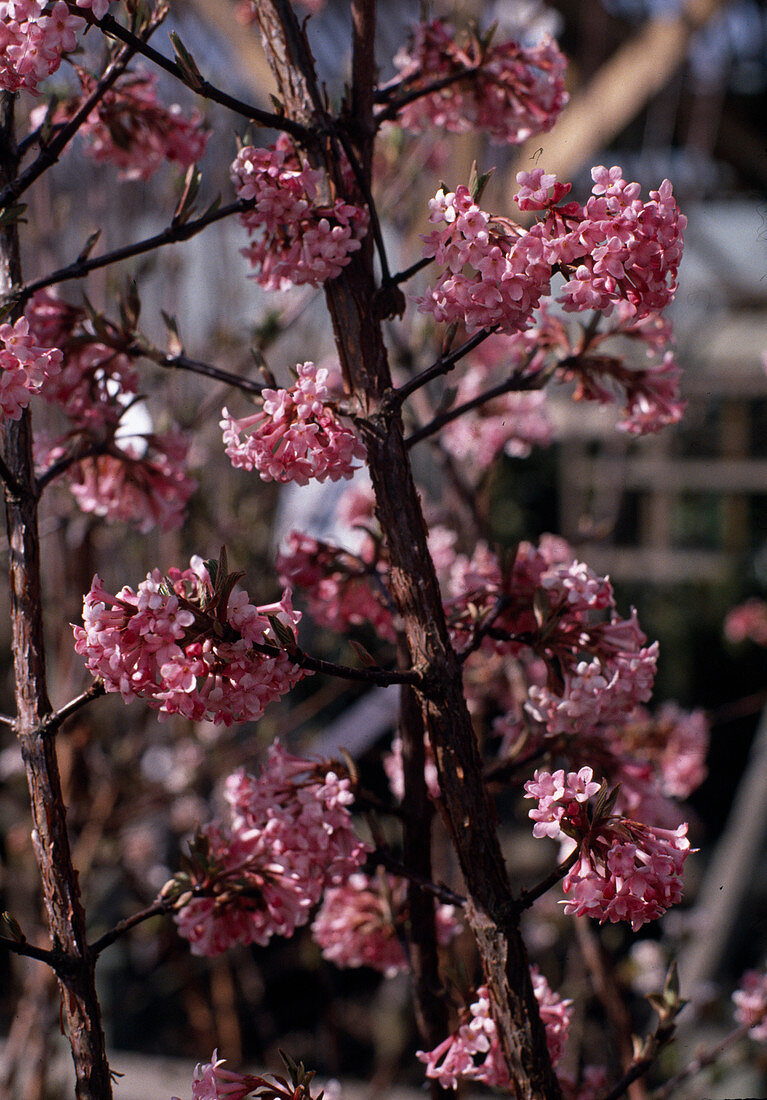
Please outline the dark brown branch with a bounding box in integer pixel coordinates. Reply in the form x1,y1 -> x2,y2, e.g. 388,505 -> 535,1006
1,92 -> 114,1099
291,647 -> 423,687
89,899 -> 174,957
406,360 -> 552,448
399,675 -> 451,1086
601,1057 -> 656,1100
6,196 -> 261,311
129,343 -> 265,396
41,681 -> 107,736
36,441 -> 110,492
372,847 -> 466,908
0,936 -> 59,967
250,6 -> 563,1095
517,849 -> 580,911
387,255 -> 433,288
0,31 -> 140,210
0,451 -> 24,496
374,65 -> 483,122
70,6 -> 311,140
395,327 -> 496,404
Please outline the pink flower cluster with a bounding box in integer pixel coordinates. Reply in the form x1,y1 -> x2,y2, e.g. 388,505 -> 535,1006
419,166 -> 685,336
0,315 -> 62,419
524,767 -> 691,931
231,141 -> 369,289
26,289 -> 197,530
417,971 -> 571,1090
733,969 -> 767,1040
33,69 -> 209,180
276,530 -> 396,643
221,362 -> 366,485
61,432 -> 197,533
444,536 -> 658,737
0,0 -> 109,93
73,557 -> 306,725
173,743 -> 370,955
417,184 -> 552,334
311,871 -> 460,977
390,20 -> 568,145
725,598 -> 767,647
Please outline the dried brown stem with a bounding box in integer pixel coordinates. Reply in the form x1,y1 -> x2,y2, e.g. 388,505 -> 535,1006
250,4 -> 561,1095
1,91 -> 113,1100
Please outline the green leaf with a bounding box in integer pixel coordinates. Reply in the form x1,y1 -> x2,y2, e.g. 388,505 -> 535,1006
0,204 -> 28,227
468,160 -> 494,203
170,32 -> 204,91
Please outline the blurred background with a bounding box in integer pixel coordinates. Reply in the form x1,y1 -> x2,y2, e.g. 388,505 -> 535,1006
2,0 -> 767,1096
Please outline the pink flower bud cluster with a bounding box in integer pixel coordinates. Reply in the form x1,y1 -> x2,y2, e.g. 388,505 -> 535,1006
177,1050 -> 261,1100
174,743 -> 370,955
725,597 -> 767,647
419,166 -> 685,336
311,871 -> 460,978
231,141 -> 369,289
60,432 -> 197,533
0,315 -> 62,419
73,558 -> 306,725
445,536 -> 658,736
0,0 -> 110,93
32,69 -> 209,180
276,530 -> 396,643
390,20 -> 568,145
417,970 -> 571,1090
524,767 -> 692,930
221,362 -> 366,485
733,969 -> 767,1041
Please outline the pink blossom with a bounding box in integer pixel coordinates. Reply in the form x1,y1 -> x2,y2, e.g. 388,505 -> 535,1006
0,315 -> 61,419
733,969 -> 767,1041
54,431 -> 197,533
221,362 -> 366,485
524,767 -> 692,931
172,744 -> 370,956
33,69 -> 209,180
276,530 -> 396,643
417,973 -> 571,1090
383,734 -> 441,802
390,21 -> 568,145
73,558 -> 306,725
417,185 -> 552,335
725,598 -> 767,647
311,871 -> 460,978
231,140 -> 368,289
1,0 -> 112,92
175,1050 -> 260,1100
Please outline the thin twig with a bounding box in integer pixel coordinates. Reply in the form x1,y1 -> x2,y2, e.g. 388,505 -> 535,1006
36,442 -> 110,493
374,65 -> 483,124
70,6 -> 310,140
41,681 -> 106,735
387,255 -> 433,288
0,33 -> 140,210
372,848 -> 466,907
89,899 -> 174,957
517,849 -> 579,911
130,343 -> 265,396
292,647 -> 422,687
600,1057 -> 656,1100
0,936 -> 59,967
5,196 -> 261,311
395,327 -> 496,404
651,1022 -> 752,1100
406,360 -> 553,448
